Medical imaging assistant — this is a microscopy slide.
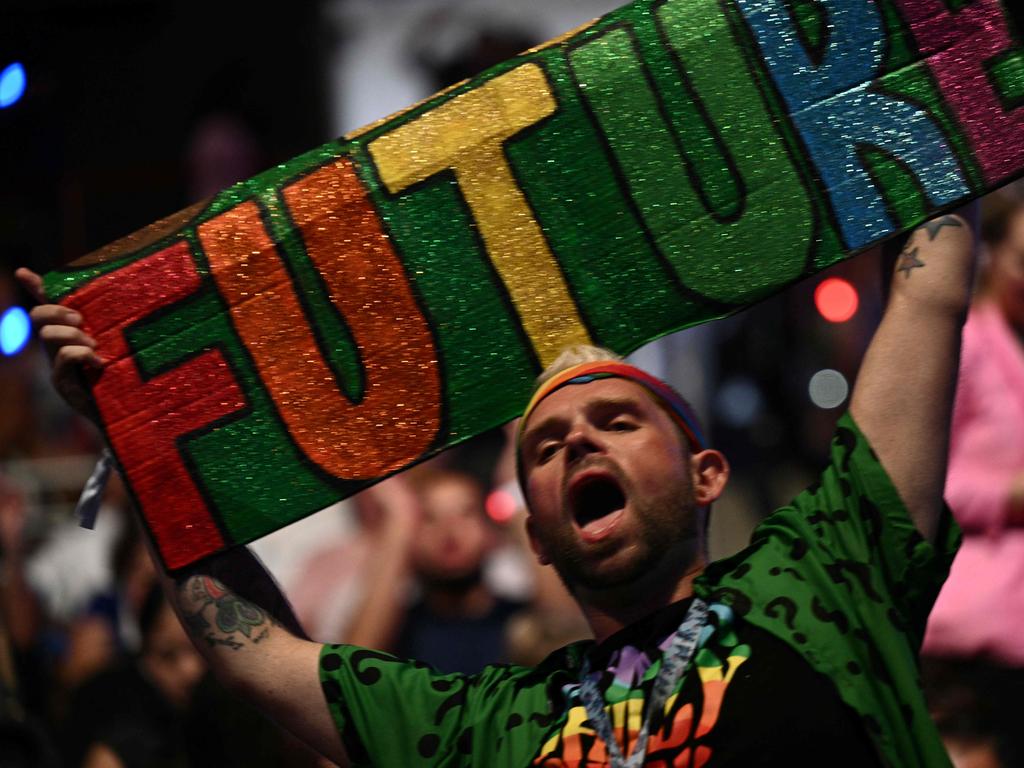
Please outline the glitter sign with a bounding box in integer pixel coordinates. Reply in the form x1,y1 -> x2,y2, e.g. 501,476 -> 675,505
44,0 -> 1024,570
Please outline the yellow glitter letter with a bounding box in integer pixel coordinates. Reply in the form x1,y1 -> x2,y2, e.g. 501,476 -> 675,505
368,64 -> 591,368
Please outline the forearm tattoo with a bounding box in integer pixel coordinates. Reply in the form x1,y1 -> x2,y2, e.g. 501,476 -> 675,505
180,575 -> 277,651
921,214 -> 962,241
897,244 -> 925,279
896,215 -> 963,280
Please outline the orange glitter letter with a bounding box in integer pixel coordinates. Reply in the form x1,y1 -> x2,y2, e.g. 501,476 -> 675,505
200,158 -> 441,480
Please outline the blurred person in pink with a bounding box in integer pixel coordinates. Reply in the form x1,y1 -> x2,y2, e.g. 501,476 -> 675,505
923,198 -> 1024,664
921,197 -> 1024,767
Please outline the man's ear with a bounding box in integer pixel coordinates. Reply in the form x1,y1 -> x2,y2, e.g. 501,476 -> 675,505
525,516 -> 551,566
690,449 -> 730,506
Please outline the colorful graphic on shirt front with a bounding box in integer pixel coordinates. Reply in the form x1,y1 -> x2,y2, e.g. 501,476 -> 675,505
534,604 -> 750,767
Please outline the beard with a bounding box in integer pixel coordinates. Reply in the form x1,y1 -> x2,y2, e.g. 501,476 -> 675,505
539,470 -> 701,593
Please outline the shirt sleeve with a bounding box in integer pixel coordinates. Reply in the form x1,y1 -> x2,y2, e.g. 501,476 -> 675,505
317,642 -> 569,768
781,412 -> 959,644
318,644 -> 474,767
700,413 -> 960,766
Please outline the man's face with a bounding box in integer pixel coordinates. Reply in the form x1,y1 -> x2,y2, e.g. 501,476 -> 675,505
520,378 -> 701,593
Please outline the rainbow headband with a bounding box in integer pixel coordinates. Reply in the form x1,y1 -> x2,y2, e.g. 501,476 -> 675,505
519,362 -> 707,452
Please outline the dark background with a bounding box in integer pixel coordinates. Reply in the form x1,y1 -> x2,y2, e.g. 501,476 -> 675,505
0,0 -> 329,282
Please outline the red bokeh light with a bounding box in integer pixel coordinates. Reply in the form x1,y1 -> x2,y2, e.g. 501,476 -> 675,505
814,277 -> 859,323
485,489 -> 518,524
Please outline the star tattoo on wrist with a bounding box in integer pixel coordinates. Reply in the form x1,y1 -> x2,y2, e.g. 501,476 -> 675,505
897,245 -> 925,278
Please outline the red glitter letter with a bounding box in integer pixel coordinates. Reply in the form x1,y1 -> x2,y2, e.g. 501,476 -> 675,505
62,243 -> 246,569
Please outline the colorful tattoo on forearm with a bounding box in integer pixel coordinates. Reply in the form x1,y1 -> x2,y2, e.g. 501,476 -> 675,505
180,575 -> 276,651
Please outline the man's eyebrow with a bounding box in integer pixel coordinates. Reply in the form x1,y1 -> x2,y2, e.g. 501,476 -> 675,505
520,395 -> 646,454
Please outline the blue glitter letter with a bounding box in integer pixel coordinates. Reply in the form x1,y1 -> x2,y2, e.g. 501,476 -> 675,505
736,0 -> 968,248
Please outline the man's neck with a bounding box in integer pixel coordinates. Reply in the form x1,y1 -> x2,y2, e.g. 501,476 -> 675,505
577,560 -> 706,644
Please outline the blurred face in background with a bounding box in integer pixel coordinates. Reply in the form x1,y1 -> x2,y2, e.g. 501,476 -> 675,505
991,208 -> 1024,332
411,474 -> 492,586
141,602 -> 205,710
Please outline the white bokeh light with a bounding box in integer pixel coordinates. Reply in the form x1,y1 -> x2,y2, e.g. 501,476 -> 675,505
808,369 -> 849,409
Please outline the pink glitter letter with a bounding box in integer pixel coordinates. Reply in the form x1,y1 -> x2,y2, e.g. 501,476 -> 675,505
897,0 -> 1024,184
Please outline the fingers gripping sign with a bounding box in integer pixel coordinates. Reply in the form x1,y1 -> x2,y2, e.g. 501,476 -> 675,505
16,267 -> 104,417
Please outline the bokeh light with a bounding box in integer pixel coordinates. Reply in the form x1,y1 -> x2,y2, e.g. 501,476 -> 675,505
715,375 -> 763,429
814,277 -> 859,323
0,62 -> 26,109
808,369 -> 849,409
0,306 -> 31,356
485,488 -> 518,524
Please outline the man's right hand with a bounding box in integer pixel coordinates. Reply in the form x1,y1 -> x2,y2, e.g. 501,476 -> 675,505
14,267 -> 102,416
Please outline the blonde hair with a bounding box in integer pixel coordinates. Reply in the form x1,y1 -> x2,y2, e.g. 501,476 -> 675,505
535,345 -> 622,388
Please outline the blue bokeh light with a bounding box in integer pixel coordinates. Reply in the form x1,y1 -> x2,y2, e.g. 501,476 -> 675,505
1,307 -> 31,356
0,62 -> 27,109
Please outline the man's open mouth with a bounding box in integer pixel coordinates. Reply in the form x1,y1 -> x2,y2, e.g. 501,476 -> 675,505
569,472 -> 627,539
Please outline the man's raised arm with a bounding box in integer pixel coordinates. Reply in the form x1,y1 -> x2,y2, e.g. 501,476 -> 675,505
165,547 -> 348,765
14,268 -> 349,767
849,210 -> 977,542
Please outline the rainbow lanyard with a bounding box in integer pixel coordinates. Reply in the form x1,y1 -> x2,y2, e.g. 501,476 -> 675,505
570,598 -> 709,768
